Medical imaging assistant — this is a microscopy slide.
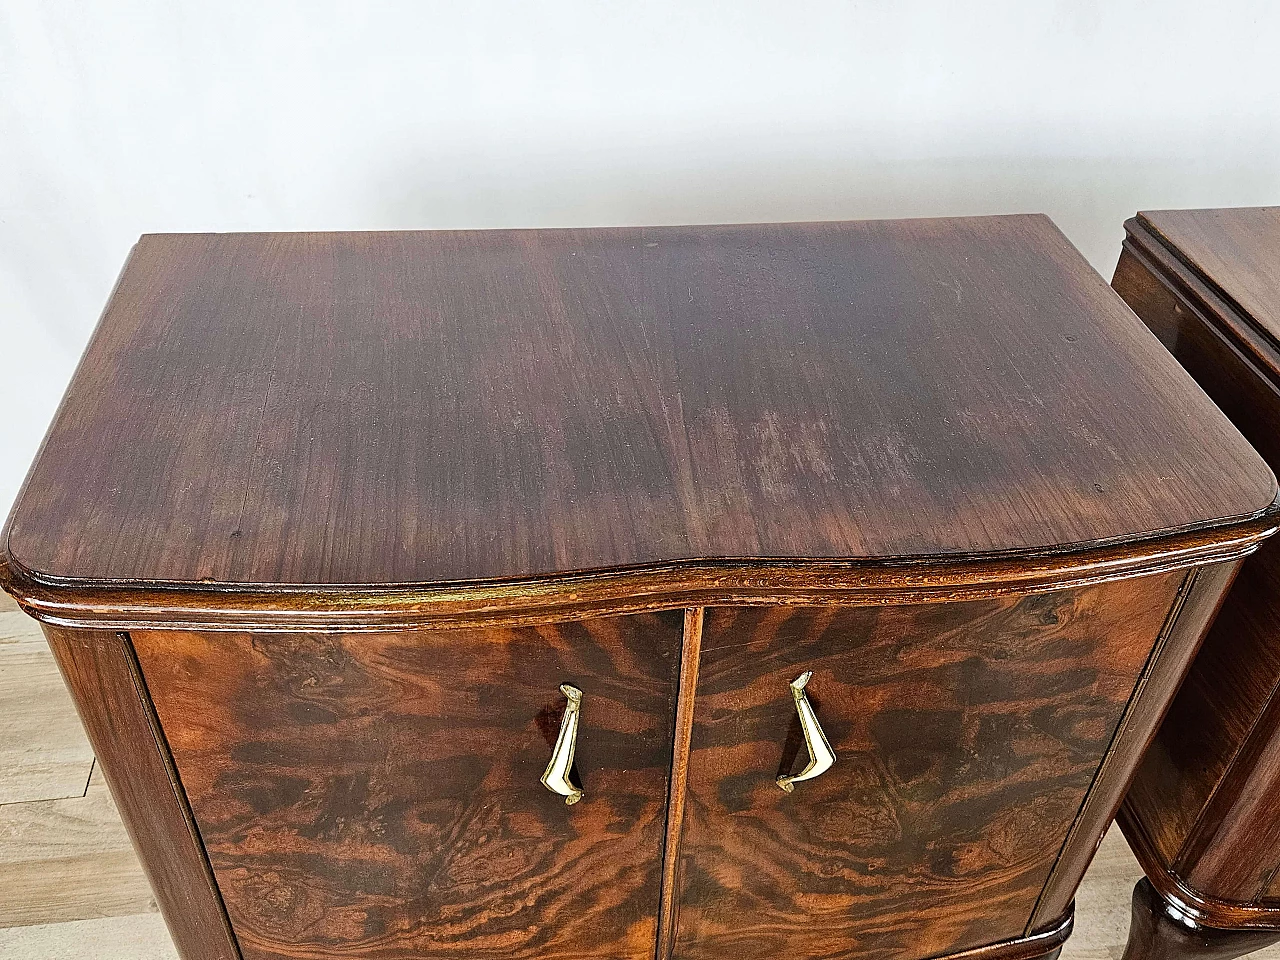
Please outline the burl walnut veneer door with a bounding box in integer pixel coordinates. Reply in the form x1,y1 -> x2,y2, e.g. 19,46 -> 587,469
130,611 -> 683,960
671,573 -> 1186,960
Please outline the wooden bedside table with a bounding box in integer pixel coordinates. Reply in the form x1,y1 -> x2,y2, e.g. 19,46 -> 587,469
4,217 -> 1275,960
1114,207 -> 1280,960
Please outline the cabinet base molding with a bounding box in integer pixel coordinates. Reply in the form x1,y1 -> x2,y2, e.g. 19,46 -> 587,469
1120,879 -> 1280,960
1121,808 -> 1280,931
936,908 -> 1074,960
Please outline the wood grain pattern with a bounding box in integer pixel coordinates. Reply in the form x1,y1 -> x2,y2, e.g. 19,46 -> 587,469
0,597 -> 1154,960
1119,812 -> 1280,930
1030,561 -> 1243,929
922,910 -> 1074,960
131,612 -> 683,960
5,218 -> 1274,597
1179,663 -> 1280,901
41,626 -> 240,960
1116,238 -> 1280,875
671,573 -> 1183,960
1115,211 -> 1280,926
656,608 -> 703,960
6,517 -> 1274,635
1138,208 -> 1280,347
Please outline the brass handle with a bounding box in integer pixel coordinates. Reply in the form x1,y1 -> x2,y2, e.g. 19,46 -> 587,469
777,671 -> 835,793
541,684 -> 585,805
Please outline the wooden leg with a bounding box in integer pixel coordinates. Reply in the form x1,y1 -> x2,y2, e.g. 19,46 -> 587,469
1123,879 -> 1280,960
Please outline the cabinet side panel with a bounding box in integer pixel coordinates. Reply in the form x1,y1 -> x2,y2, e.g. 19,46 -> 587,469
1187,696 -> 1280,902
674,572 -> 1183,960
1114,241 -> 1280,890
1122,543 -> 1280,876
42,625 -> 241,960
1114,245 -> 1280,465
132,612 -> 682,960
1035,561 -> 1238,925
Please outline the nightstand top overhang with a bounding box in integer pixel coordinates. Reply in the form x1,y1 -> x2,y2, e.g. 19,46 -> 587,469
6,215 -> 1275,591
1135,207 -> 1280,372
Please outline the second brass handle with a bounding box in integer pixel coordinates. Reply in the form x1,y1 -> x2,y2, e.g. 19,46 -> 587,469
777,671 -> 835,793
541,684 -> 585,805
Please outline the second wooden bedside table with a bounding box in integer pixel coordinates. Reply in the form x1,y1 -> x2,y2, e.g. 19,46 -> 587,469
1115,206 -> 1280,960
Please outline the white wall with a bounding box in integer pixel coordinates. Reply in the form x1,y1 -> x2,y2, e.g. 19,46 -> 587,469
3,1 -> 1279,515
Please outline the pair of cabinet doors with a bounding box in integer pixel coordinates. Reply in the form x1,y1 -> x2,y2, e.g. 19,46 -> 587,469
131,574 -> 1179,960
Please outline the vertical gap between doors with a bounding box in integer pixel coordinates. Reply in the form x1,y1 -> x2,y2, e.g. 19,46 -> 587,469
655,607 -> 705,960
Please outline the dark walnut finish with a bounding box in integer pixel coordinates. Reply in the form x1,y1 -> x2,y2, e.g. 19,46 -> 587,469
3,217 -> 1277,960
675,576 -> 1182,960
1122,880 -> 1280,960
6,217 -> 1273,593
131,613 -> 683,960
1113,207 -> 1280,960
43,625 -> 240,960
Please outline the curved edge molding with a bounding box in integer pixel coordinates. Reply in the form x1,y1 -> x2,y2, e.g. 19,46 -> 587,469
3,504 -> 1277,633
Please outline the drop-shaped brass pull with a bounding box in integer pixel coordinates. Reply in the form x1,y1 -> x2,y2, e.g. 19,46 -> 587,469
777,671 -> 835,793
541,684 -> 584,805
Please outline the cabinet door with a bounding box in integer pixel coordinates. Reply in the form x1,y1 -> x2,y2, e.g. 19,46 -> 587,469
672,574 -> 1184,960
132,612 -> 682,960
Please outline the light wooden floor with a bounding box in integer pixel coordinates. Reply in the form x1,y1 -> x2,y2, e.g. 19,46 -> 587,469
0,593 -> 1273,960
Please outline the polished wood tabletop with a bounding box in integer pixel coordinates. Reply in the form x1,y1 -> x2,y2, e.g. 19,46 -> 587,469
5,217 -> 1273,596
1137,207 -> 1280,348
